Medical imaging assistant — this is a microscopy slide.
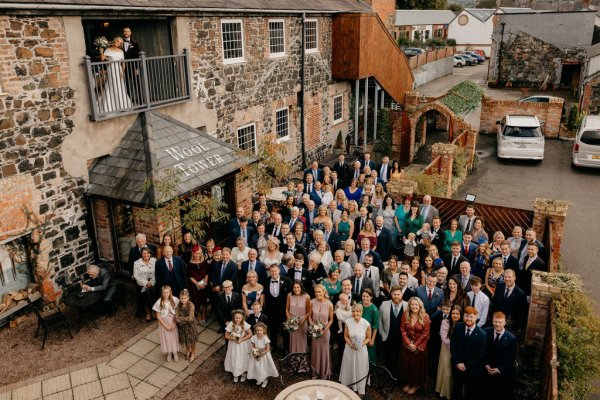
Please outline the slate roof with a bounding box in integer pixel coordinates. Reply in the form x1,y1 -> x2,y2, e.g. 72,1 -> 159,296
395,10 -> 457,26
0,0 -> 372,13
464,8 -> 496,21
87,111 -> 256,206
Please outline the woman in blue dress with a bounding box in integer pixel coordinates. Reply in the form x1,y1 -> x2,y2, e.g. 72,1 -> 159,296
344,178 -> 363,203
241,270 -> 264,317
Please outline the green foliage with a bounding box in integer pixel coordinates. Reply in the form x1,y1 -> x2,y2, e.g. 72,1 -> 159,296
567,105 -> 578,131
413,31 -> 421,42
426,38 -> 447,48
440,81 -> 485,114
374,108 -> 393,155
446,38 -> 457,46
447,3 -> 464,11
552,274 -> 600,400
238,133 -> 294,194
452,147 -> 468,179
396,0 -> 445,9
137,168 -> 229,241
406,171 -> 447,197
397,36 -> 410,47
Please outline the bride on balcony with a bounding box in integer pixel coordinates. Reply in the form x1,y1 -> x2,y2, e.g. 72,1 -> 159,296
99,37 -> 132,114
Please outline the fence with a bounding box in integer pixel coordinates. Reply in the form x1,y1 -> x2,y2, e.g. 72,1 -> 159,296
409,47 -> 455,70
451,130 -> 467,148
413,195 -> 534,238
423,155 -> 442,175
84,50 -> 192,121
541,302 -> 559,400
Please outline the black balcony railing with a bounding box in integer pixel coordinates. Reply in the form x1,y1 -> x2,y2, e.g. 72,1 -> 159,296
84,49 -> 192,121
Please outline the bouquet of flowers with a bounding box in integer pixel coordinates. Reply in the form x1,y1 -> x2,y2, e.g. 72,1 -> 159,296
308,322 -> 324,338
93,36 -> 109,50
230,326 -> 243,342
283,316 -> 300,333
351,335 -> 363,350
250,347 -> 263,361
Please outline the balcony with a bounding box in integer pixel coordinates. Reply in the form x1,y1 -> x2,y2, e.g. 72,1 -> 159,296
84,49 -> 192,121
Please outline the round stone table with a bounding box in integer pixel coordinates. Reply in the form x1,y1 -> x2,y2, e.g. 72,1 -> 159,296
275,379 -> 360,400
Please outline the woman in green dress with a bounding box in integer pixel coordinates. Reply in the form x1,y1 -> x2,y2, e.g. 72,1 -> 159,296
403,201 -> 423,238
394,196 -> 412,239
335,209 -> 354,243
323,266 -> 342,302
360,289 -> 380,364
443,218 -> 463,255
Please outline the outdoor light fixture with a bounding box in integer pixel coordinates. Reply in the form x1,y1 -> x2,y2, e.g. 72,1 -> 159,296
103,21 -> 110,28
465,193 -> 476,203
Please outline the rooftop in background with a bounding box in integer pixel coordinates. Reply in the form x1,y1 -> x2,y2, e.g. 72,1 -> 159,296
0,0 -> 372,13
463,8 -> 496,21
87,112 -> 255,206
395,9 -> 457,26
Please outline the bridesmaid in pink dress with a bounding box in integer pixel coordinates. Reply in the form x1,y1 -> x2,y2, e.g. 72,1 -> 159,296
309,284 -> 334,379
286,281 -> 311,353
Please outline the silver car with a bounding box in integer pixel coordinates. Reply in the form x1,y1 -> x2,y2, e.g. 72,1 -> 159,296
496,115 -> 545,161
572,116 -> 600,168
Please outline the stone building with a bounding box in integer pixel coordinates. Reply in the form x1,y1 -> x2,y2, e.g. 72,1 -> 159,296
488,9 -> 595,88
0,0 -> 413,300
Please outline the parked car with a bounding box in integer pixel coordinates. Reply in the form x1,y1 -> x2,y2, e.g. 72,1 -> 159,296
572,115 -> 600,169
496,115 -> 545,161
454,56 -> 466,67
459,54 -> 478,66
403,49 -> 419,58
519,95 -> 555,103
460,51 -> 485,63
405,47 -> 426,54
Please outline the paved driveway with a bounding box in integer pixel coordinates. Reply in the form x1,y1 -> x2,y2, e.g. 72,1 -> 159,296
455,134 -> 600,303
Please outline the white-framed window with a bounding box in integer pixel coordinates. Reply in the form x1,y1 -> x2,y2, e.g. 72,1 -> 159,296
333,95 -> 343,124
305,19 -> 318,53
275,108 -> 290,140
269,19 -> 286,57
221,19 -> 245,64
237,123 -> 257,153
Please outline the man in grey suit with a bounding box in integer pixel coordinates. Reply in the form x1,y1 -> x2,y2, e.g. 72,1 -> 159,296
379,285 -> 408,371
415,272 -> 444,319
419,195 -> 439,225
350,263 -> 374,301
458,204 -> 477,233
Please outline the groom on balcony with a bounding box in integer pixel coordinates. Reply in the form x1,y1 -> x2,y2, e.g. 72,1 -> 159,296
122,27 -> 141,104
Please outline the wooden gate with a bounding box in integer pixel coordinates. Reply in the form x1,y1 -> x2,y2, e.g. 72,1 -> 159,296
414,195 -> 534,238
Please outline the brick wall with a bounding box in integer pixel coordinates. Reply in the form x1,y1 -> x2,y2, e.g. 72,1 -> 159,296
91,198 -> 114,261
364,0 -> 396,32
581,73 -> 600,115
479,96 -> 564,138
234,172 -> 254,217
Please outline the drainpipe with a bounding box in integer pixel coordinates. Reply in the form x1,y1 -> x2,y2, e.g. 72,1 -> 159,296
300,13 -> 307,169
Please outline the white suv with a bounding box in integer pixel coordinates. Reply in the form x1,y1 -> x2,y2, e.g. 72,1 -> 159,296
496,115 -> 545,160
572,115 -> 600,169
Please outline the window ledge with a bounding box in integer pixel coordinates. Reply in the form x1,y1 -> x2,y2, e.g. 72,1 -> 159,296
276,136 -> 291,144
223,58 -> 246,65
269,53 -> 286,59
333,119 -> 344,126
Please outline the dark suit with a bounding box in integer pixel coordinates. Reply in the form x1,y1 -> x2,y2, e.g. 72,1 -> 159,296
490,253 -> 519,271
264,277 -> 292,351
519,256 -> 546,295
304,168 -> 323,184
360,159 -> 376,170
491,283 -> 528,330
300,209 -> 317,230
228,217 -> 241,239
123,37 -> 141,103
284,216 -> 306,232
127,244 -> 157,274
349,276 -> 374,300
280,244 -> 308,263
239,260 -> 268,288
484,328 -> 517,400
229,225 -> 255,248
354,249 -> 384,271
324,230 -> 342,253
332,161 -> 349,185
452,273 -> 474,293
461,242 -> 478,265
374,226 -> 393,261
211,260 -> 238,289
87,267 -> 116,304
246,313 -> 270,331
518,239 -> 546,264
287,268 -> 312,295
216,291 -> 242,328
450,323 -> 487,399
155,256 -> 187,297
353,216 -> 370,240
266,223 -> 284,242
431,228 -> 446,255
443,254 -> 469,276
331,178 -> 344,194
377,163 -> 392,182
309,190 -> 323,207
415,285 -> 444,319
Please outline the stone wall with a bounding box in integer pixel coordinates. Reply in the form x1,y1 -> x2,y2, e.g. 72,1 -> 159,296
580,72 -> 600,115
0,16 -> 91,300
189,16 -> 351,166
479,96 -> 564,138
492,31 -> 583,88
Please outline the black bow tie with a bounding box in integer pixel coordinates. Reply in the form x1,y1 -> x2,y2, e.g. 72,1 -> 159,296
271,280 -> 278,283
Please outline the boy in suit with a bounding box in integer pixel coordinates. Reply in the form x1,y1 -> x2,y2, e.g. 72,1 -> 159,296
247,302 -> 270,330
484,311 -> 517,400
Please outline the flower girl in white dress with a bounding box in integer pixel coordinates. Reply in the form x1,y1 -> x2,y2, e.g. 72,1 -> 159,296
224,310 -> 252,382
246,322 -> 279,388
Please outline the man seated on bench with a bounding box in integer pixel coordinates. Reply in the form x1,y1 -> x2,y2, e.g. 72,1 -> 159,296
82,264 -> 117,315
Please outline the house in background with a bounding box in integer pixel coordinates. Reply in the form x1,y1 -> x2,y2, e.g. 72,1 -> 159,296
394,10 -> 456,41
448,8 -> 496,57
488,9 -> 595,88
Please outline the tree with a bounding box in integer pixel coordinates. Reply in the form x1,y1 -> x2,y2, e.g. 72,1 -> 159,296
135,168 -> 229,242
237,133 -> 294,194
448,3 -> 464,11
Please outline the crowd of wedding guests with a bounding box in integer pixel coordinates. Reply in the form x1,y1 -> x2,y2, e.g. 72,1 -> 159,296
124,152 -> 547,398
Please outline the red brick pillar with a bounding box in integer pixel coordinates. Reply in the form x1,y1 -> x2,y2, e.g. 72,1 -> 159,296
525,271 -> 563,351
532,199 -> 570,272
390,110 -> 403,160
404,91 -> 420,110
132,207 -> 169,246
386,179 -> 417,204
431,143 -> 457,198
235,172 -> 254,216
466,128 -> 477,171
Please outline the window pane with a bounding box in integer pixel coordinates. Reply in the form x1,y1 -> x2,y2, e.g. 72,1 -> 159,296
305,21 -> 317,50
333,96 -> 343,122
222,22 -> 243,60
237,124 -> 256,153
269,21 -> 285,54
275,109 -> 289,139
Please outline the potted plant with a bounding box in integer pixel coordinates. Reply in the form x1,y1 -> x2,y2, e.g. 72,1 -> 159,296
333,131 -> 344,156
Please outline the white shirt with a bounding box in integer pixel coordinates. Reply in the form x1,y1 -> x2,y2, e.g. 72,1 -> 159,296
467,290 -> 489,327
270,279 -> 280,297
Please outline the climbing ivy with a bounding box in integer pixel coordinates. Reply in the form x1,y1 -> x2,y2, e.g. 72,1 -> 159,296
439,81 -> 484,115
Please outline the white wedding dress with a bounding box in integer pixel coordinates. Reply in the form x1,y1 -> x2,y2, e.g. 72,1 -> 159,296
99,48 -> 132,114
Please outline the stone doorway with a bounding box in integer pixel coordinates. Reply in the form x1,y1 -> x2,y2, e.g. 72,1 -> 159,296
412,109 -> 451,167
